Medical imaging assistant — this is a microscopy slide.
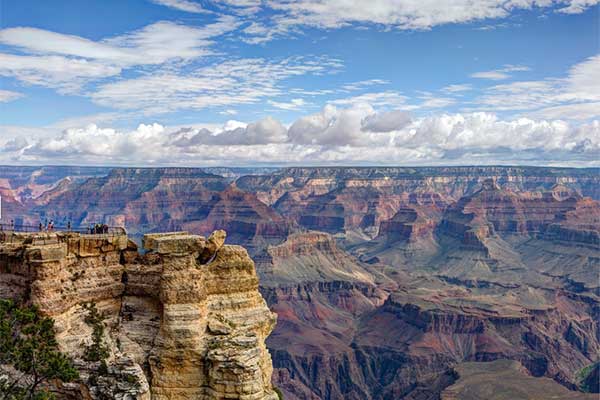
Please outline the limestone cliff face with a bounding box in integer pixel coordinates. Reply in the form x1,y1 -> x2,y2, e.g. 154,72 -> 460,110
0,230 -> 277,400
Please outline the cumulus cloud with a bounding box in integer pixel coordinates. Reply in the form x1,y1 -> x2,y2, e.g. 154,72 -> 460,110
288,103 -> 384,145
3,107 -> 598,166
399,112 -> 598,152
362,109 -> 412,132
169,116 -> 288,145
25,123 -> 166,161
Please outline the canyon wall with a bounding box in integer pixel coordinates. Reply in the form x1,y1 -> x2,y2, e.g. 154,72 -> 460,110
0,230 -> 278,400
1,166 -> 599,399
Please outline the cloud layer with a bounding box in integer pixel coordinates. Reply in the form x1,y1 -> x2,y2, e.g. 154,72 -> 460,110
3,105 -> 598,166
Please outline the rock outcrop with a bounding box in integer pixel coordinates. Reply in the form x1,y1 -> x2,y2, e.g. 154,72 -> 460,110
0,230 -> 278,400
441,360 -> 596,400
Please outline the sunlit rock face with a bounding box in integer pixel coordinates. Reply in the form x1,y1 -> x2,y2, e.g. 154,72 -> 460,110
0,230 -> 278,400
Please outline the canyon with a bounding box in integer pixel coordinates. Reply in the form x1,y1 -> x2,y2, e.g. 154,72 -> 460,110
0,165 -> 598,399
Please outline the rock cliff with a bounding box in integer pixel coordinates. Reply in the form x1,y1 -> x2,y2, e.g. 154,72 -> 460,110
0,230 -> 278,400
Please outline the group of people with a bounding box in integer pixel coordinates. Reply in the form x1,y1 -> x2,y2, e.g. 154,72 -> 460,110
1,219 -> 113,235
38,219 -> 60,232
89,223 -> 109,234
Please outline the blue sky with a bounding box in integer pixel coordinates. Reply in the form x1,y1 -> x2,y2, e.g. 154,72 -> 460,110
0,0 -> 598,166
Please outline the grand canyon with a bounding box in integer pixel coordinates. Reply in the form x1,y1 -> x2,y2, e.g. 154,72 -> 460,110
1,165 -> 598,399
2,1 -> 599,398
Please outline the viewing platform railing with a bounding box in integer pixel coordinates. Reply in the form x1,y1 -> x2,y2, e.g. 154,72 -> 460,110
0,223 -> 127,244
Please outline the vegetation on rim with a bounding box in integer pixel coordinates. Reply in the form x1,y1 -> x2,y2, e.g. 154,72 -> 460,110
0,299 -> 79,400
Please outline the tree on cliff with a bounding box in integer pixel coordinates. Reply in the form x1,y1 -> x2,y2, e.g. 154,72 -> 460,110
0,299 -> 79,400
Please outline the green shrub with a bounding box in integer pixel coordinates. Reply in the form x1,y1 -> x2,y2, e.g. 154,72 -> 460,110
0,298 -> 79,399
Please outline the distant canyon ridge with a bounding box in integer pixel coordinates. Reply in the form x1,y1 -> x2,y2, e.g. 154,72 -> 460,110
1,165 -> 599,399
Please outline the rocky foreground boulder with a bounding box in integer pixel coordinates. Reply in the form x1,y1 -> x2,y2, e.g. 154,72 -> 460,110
0,230 -> 278,400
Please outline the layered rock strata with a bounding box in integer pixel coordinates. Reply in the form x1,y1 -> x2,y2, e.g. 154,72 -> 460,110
0,230 -> 277,400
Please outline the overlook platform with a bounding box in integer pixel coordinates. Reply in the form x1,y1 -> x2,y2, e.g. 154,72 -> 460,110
0,224 -> 127,246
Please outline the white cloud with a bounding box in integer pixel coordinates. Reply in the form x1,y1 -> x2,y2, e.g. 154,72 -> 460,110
0,53 -> 121,93
362,109 -> 412,132
219,109 -> 238,115
529,102 -> 600,120
418,94 -> 456,108
0,19 -> 237,66
0,17 -> 240,92
170,116 -> 288,145
91,56 -> 341,113
25,123 -> 166,161
340,79 -> 390,91
473,55 -> 600,119
236,0 -> 599,42
149,0 -> 207,13
288,103 -> 374,145
471,70 -> 512,80
556,0 -> 600,13
442,84 -> 473,93
0,18 -> 238,66
330,91 -> 409,108
471,64 -> 530,80
0,89 -> 24,103
398,112 -> 597,152
268,98 -> 307,110
4,106 -> 598,166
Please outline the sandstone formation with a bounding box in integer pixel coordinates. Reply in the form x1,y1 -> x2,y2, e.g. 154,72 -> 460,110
0,230 -> 278,400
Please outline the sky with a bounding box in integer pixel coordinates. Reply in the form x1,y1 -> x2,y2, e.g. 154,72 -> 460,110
0,0 -> 598,167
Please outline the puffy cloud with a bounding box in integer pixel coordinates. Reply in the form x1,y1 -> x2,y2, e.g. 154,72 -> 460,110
400,112 -> 596,152
25,123 -> 166,161
2,106 -> 598,166
1,136 -> 29,152
288,103 -> 386,145
169,117 -> 288,145
362,109 -> 412,132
